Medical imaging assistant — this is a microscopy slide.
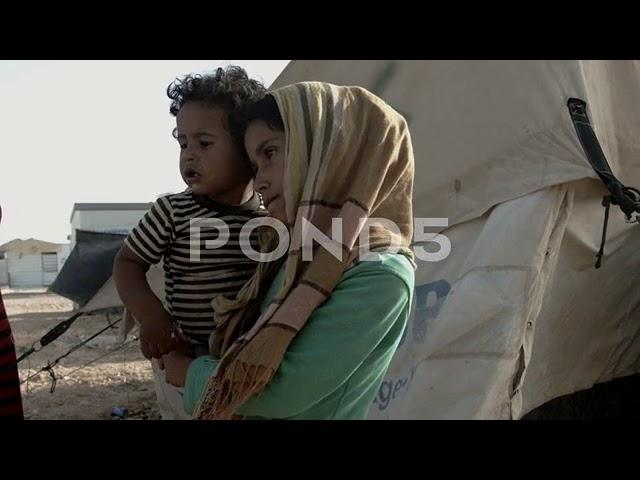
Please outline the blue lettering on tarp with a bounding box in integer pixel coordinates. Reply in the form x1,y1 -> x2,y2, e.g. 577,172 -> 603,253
398,279 -> 452,348
373,365 -> 417,411
375,280 -> 451,412
411,280 -> 451,343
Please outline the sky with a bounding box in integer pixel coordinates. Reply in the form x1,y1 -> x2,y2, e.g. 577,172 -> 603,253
0,60 -> 290,246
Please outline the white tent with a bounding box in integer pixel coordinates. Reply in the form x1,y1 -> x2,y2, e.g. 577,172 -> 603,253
271,60 -> 640,419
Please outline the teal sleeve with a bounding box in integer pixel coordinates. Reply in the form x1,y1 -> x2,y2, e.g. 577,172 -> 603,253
183,355 -> 220,416
235,265 -> 412,419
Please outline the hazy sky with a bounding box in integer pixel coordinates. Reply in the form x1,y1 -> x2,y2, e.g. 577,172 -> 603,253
0,60 -> 290,245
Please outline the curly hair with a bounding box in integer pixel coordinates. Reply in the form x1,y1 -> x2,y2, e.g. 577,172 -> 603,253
167,65 -> 267,175
167,65 -> 266,122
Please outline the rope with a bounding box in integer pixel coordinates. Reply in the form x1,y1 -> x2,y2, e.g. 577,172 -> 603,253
62,337 -> 138,380
20,316 -> 123,387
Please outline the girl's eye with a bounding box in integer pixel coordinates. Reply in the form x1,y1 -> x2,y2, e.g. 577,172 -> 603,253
200,141 -> 213,148
265,147 -> 276,159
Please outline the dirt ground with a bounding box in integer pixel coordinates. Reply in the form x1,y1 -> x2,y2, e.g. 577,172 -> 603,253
8,290 -> 637,421
4,288 -> 160,420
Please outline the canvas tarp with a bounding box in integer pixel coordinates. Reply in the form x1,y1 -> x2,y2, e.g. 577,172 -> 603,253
271,60 -> 640,419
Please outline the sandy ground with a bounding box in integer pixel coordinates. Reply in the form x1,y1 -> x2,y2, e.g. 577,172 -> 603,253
4,288 -> 160,420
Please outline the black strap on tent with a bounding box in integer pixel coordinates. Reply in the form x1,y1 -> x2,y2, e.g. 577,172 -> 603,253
567,98 -> 640,268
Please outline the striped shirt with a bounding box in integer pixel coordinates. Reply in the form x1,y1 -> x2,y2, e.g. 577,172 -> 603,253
125,191 -> 266,345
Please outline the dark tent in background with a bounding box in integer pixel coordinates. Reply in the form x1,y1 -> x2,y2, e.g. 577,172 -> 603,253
49,229 -> 164,335
49,230 -> 126,308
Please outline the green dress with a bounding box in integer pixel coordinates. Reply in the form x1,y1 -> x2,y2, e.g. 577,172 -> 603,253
183,253 -> 415,420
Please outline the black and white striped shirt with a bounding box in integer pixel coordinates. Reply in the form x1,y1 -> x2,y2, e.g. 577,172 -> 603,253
125,191 -> 266,345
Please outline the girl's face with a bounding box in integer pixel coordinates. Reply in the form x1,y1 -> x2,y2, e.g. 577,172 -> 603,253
244,120 -> 287,223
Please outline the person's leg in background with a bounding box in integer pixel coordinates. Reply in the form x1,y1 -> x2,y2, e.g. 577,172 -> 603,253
0,206 -> 24,420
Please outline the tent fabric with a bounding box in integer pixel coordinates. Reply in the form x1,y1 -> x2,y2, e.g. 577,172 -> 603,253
271,60 -> 640,419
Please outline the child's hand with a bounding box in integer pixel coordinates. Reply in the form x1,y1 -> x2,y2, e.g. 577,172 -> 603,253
139,310 -> 176,359
163,351 -> 194,388
172,326 -> 195,356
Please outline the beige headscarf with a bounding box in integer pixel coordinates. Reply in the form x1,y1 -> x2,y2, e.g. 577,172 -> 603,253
194,82 -> 415,419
